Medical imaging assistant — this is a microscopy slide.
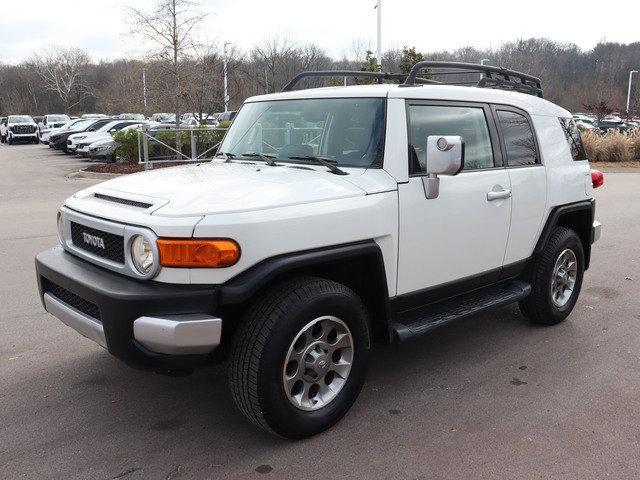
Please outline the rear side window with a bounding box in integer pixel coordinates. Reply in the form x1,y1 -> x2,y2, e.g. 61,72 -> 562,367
496,110 -> 538,166
559,118 -> 587,161
408,105 -> 495,173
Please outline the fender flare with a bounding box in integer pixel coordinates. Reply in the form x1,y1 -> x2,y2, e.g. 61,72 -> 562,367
534,199 -> 595,268
218,240 -> 389,306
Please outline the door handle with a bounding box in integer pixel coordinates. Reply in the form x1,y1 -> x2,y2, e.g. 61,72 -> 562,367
487,189 -> 512,201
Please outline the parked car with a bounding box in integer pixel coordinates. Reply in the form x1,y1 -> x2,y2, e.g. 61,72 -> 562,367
70,120 -> 148,156
39,114 -> 71,134
215,110 -> 237,123
41,118 -> 87,145
87,137 -> 118,162
181,113 -> 219,126
87,122 -> 162,162
33,116 -> 44,129
598,119 -> 628,133
49,118 -> 113,153
572,114 -> 597,127
0,115 -> 39,144
576,120 -> 600,132
117,113 -> 146,120
150,113 -> 176,123
35,61 -> 602,439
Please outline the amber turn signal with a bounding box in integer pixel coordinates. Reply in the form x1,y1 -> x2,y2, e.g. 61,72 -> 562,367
157,239 -> 240,268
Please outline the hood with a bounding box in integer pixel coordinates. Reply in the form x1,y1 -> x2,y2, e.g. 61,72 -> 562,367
9,122 -> 37,127
70,161 -> 392,217
51,129 -> 84,140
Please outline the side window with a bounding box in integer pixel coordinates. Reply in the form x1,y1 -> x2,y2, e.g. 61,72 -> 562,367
408,105 -> 494,174
496,110 -> 538,166
559,117 -> 587,161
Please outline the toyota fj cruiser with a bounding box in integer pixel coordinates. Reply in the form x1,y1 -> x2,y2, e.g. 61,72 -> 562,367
35,62 -> 602,439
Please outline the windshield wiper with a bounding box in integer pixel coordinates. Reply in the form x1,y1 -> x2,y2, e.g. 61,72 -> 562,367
287,156 -> 348,175
240,152 -> 279,166
215,151 -> 236,162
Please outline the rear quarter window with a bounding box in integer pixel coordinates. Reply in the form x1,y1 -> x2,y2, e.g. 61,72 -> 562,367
559,118 -> 587,161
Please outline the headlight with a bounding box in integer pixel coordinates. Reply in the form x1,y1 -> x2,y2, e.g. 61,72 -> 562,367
56,212 -> 65,244
131,234 -> 155,274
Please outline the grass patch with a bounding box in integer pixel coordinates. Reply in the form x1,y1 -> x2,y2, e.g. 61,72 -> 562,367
583,130 -> 640,163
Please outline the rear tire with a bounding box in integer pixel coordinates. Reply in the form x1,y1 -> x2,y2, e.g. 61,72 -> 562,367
519,227 -> 584,325
229,277 -> 371,439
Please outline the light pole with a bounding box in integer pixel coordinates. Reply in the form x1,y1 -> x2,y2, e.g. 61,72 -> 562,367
223,42 -> 230,112
480,58 -> 490,80
626,70 -> 638,116
142,68 -> 147,112
375,0 -> 382,68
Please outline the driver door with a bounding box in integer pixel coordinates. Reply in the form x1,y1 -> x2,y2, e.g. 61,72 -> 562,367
397,101 -> 512,302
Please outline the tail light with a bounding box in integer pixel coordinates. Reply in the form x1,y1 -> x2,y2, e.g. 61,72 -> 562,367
591,169 -> 604,189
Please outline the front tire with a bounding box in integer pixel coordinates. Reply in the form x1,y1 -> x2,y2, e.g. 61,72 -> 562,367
229,277 -> 371,439
7,135 -> 12,145
519,227 -> 585,325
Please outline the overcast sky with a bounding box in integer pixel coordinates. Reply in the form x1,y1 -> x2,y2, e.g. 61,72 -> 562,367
1,0 -> 639,64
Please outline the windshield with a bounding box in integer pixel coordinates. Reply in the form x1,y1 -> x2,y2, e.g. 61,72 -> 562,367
219,98 -> 385,168
8,115 -> 33,123
68,120 -> 93,130
97,121 -> 121,132
86,119 -> 112,131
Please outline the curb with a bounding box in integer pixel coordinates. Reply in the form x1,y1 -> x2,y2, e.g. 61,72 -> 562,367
68,168 -> 123,180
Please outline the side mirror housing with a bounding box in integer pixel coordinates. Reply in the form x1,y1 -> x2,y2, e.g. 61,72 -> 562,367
422,135 -> 465,199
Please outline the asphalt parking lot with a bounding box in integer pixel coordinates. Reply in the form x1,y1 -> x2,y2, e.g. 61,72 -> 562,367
2,143 -> 640,479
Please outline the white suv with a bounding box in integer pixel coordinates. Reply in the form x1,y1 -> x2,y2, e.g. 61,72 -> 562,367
1,115 -> 39,144
36,62 -> 602,439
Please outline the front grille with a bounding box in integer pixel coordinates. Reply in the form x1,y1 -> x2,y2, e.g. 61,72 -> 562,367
70,221 -> 125,263
94,193 -> 152,209
43,279 -> 102,321
11,125 -> 37,134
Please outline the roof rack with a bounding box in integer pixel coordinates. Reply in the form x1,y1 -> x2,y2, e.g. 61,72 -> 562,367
281,62 -> 543,98
402,61 -> 543,98
281,70 -> 435,92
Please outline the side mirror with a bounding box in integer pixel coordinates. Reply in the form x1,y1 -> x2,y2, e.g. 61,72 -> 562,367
109,128 -> 117,133
422,135 -> 465,199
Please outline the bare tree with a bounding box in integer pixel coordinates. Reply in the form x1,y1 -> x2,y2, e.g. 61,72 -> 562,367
181,42 -> 222,121
29,46 -> 92,113
127,0 -> 208,127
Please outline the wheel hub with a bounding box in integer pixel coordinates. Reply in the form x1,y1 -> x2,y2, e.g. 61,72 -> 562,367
550,248 -> 578,308
302,344 -> 331,381
282,316 -> 354,411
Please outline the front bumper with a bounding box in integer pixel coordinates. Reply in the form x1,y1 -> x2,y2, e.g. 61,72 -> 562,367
36,247 -> 221,370
10,133 -> 38,140
50,138 -> 67,149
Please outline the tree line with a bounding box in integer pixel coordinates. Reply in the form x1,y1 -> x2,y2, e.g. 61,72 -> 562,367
1,36 -> 639,117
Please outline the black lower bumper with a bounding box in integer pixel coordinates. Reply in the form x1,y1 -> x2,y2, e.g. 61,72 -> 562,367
50,138 -> 68,150
36,247 -> 219,370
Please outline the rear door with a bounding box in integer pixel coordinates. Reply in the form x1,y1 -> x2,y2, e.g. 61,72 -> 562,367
492,106 -> 547,266
397,101 -> 512,298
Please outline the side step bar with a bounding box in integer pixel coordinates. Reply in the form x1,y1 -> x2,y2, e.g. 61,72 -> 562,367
392,280 -> 531,341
